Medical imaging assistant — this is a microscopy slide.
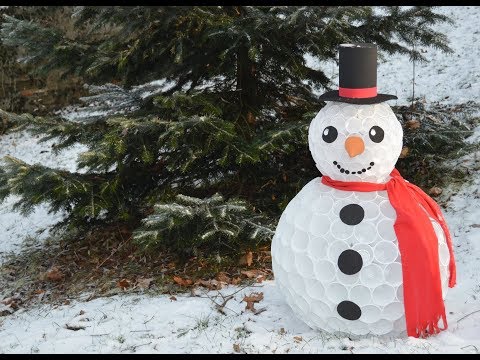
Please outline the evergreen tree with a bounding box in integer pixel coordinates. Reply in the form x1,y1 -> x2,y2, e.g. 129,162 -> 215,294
0,6 -> 457,259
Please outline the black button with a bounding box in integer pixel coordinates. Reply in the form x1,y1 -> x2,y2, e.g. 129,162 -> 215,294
337,301 -> 361,320
338,249 -> 363,275
339,204 -> 365,225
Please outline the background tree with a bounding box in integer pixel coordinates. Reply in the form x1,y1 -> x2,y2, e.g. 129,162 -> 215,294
1,6 -> 471,260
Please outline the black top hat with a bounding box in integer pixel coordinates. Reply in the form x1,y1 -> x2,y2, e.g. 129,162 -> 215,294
319,43 -> 397,104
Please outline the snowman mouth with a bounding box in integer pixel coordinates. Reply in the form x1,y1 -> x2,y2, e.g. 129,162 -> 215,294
333,161 -> 375,175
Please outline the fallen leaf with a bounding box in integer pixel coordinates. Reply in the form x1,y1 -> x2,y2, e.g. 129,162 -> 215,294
1,298 -> 13,306
45,266 -> 64,282
231,277 -> 242,285
257,251 -> 272,262
173,276 -> 193,287
0,297 -> 18,310
279,327 -> 286,335
243,292 -> 264,303
136,277 -> 154,290
216,272 -> 230,283
406,119 -> 421,129
256,275 -> 266,283
241,269 -> 265,279
399,146 -> 409,158
35,290 -> 47,301
243,292 -> 264,312
117,278 -> 131,290
429,186 -> 443,196
195,279 -> 222,290
233,344 -> 241,353
169,296 -> 177,301
238,251 -> 253,266
294,336 -> 303,343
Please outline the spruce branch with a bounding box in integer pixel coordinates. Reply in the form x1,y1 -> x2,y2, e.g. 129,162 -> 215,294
133,193 -> 273,256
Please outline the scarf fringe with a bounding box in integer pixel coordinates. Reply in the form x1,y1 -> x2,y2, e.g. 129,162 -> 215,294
449,262 -> 457,288
409,313 -> 448,338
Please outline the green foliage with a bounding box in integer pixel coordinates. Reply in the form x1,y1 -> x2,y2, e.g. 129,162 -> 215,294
0,6 -> 462,259
134,193 -> 273,256
1,6 -> 452,88
0,154 -> 136,224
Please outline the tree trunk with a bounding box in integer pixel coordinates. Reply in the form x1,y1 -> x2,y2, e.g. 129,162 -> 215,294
237,46 -> 257,127
234,7 -> 257,128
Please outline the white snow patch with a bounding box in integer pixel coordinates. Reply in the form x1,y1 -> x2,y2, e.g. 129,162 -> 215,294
306,6 -> 480,106
57,79 -> 175,122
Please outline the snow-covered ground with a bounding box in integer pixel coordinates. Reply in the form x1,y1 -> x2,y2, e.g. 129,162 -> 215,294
0,5 -> 479,354
307,6 -> 480,106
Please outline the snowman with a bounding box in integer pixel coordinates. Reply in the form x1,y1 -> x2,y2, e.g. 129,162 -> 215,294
271,43 -> 456,338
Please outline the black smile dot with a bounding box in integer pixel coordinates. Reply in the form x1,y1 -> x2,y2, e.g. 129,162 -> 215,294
367,167 -> 371,170
345,170 -> 350,174
337,165 -> 341,169
337,301 -> 361,321
333,161 -> 337,165
338,249 -> 363,275
362,168 -> 366,172
340,169 -> 345,173
339,204 -> 365,225
370,162 -> 374,166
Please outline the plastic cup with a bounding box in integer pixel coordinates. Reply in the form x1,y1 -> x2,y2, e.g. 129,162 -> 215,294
374,241 -> 399,264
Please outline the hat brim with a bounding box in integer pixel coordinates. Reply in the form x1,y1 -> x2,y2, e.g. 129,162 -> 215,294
319,90 -> 398,104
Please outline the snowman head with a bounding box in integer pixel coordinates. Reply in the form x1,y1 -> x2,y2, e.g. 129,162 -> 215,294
308,101 -> 403,183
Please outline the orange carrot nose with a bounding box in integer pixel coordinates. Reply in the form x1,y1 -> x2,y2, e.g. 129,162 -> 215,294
345,136 -> 365,158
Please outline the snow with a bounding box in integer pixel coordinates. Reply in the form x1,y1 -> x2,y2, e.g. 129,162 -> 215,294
305,6 -> 480,106
1,5 -> 479,354
0,131 -> 87,264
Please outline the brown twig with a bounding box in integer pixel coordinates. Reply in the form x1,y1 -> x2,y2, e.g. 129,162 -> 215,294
457,309 -> 480,323
95,233 -> 130,270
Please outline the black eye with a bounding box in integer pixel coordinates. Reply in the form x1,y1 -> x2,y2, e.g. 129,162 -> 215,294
369,126 -> 384,143
322,126 -> 338,143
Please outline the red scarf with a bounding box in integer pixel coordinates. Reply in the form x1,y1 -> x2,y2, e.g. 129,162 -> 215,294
321,168 -> 456,338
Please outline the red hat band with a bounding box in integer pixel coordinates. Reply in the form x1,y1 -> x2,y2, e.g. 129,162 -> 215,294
338,86 -> 378,99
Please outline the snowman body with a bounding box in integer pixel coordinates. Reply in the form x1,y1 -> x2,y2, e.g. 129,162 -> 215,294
271,102 -> 450,337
